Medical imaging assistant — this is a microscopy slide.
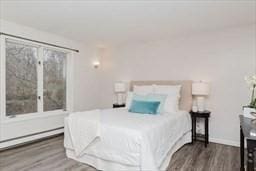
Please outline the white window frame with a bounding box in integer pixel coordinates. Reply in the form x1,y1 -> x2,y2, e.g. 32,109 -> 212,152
0,35 -> 74,123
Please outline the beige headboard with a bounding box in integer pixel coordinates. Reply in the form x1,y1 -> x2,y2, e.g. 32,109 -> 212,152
130,80 -> 192,111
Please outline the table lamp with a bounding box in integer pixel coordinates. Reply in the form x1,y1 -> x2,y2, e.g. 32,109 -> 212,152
114,82 -> 126,105
192,81 -> 210,112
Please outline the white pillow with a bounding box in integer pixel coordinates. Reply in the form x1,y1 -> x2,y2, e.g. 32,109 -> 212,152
133,85 -> 154,95
125,91 -> 134,109
154,85 -> 181,97
154,85 -> 182,113
163,95 -> 180,113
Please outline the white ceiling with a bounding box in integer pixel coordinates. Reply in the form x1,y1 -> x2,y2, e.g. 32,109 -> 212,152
0,0 -> 255,45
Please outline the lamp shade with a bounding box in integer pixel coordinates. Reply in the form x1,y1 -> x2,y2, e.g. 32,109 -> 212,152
114,82 -> 126,93
192,82 -> 210,96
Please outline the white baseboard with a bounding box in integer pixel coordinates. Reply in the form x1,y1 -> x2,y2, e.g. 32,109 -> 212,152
0,128 -> 64,149
209,137 -> 240,147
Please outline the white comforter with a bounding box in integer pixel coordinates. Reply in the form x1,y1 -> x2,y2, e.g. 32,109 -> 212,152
67,109 -> 100,156
65,108 -> 191,171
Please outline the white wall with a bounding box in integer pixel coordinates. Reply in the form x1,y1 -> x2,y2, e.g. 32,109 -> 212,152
99,24 -> 256,146
0,19 -> 101,144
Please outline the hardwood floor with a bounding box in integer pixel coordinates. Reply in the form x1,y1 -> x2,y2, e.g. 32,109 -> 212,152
168,141 -> 240,171
0,135 -> 240,171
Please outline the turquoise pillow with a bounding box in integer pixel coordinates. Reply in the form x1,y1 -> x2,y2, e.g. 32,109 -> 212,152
129,100 -> 160,115
147,94 -> 167,113
132,94 -> 167,113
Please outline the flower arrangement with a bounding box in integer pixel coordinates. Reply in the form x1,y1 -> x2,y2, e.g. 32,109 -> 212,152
245,75 -> 256,109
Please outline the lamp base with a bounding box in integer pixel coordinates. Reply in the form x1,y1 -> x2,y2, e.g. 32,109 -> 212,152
117,93 -> 123,105
197,96 -> 205,112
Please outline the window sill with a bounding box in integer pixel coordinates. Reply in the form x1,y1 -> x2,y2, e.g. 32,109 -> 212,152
1,111 -> 69,124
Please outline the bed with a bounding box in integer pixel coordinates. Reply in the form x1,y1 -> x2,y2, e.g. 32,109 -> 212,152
64,80 -> 192,171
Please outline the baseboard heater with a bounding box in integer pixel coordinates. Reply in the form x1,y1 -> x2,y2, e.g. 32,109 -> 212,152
0,127 -> 64,150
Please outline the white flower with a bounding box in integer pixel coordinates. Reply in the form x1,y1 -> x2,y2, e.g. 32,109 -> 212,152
245,75 -> 256,88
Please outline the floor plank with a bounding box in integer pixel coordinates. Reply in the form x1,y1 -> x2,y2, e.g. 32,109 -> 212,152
0,135 -> 240,171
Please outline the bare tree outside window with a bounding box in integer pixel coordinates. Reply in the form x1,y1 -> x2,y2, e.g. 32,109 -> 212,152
6,40 -> 38,116
5,39 -> 68,116
43,49 -> 66,112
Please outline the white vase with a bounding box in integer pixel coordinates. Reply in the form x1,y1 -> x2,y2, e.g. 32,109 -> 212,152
243,107 -> 256,119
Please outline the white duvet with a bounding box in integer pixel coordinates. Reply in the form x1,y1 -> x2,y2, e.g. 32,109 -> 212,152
65,108 -> 191,171
67,109 -> 100,156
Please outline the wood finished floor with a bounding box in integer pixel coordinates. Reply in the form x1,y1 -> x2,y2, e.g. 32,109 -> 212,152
0,135 -> 240,171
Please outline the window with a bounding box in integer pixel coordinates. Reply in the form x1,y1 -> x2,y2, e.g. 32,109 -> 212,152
43,49 -> 66,112
6,40 -> 38,116
2,38 -> 70,117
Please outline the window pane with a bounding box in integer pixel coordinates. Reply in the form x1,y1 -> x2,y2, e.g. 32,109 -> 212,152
43,49 -> 66,112
6,40 -> 38,116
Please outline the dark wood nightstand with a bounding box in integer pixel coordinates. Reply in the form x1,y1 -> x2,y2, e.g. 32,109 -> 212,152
190,110 -> 211,147
113,103 -> 125,108
240,115 -> 256,171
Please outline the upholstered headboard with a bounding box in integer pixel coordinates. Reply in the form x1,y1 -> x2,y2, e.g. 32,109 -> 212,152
130,80 -> 192,111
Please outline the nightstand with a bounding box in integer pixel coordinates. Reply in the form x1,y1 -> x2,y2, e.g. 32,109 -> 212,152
190,110 -> 211,147
113,103 -> 125,108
